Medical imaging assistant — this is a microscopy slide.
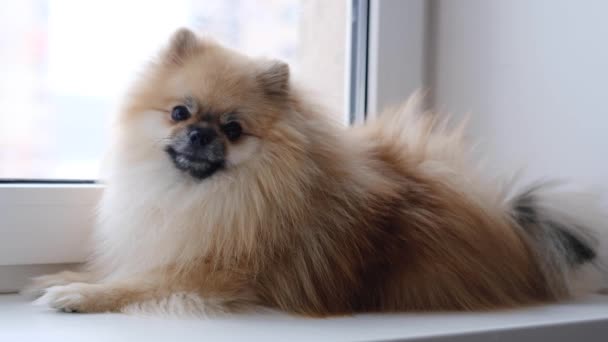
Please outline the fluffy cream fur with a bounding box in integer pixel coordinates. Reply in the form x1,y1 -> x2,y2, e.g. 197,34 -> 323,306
25,29 -> 608,316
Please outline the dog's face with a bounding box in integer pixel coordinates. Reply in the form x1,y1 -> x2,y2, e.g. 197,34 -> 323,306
120,28 -> 291,180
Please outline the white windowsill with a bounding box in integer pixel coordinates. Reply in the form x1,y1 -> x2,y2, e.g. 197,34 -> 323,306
1,294 -> 608,342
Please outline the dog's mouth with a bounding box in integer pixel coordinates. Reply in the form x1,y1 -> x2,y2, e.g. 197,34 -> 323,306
165,147 -> 224,180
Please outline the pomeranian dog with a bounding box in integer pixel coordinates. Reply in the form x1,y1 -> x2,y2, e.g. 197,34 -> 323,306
25,28 -> 607,316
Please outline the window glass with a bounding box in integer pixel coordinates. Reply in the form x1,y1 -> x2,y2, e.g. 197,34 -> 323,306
0,0 -> 347,179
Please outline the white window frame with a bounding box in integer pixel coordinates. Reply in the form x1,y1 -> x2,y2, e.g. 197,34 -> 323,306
0,183 -> 102,291
349,0 -> 428,122
366,0 -> 428,116
347,0 -> 369,124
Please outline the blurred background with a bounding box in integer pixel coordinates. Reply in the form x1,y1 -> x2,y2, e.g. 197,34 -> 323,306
368,0 -> 608,189
0,0 -> 347,179
427,0 -> 608,188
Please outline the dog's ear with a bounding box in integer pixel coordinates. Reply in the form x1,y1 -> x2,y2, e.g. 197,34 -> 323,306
163,28 -> 199,65
257,60 -> 290,97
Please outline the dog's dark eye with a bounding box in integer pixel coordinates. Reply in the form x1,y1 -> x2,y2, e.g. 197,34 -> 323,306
222,122 -> 242,141
171,105 -> 191,122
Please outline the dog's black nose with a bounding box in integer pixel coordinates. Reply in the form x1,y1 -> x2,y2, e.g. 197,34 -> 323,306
187,126 -> 216,147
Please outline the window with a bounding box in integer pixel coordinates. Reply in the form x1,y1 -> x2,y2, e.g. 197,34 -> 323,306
0,0 -> 348,180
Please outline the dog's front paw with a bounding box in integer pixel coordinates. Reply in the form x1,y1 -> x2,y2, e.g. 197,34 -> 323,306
34,283 -> 97,313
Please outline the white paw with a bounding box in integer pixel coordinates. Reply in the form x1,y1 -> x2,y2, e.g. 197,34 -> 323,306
34,283 -> 89,313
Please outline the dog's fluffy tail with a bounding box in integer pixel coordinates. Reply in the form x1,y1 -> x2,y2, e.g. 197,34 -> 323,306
507,182 -> 608,297
371,92 -> 608,299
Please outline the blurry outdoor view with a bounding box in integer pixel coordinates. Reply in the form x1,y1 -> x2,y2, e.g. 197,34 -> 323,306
0,0 -> 347,180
